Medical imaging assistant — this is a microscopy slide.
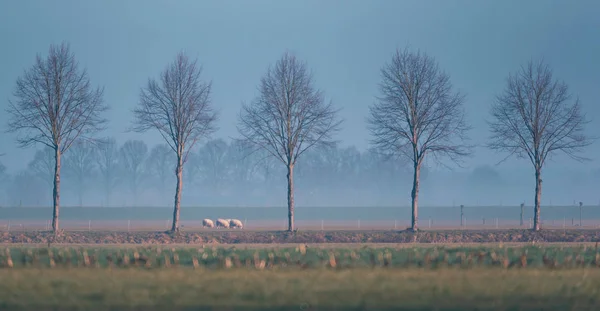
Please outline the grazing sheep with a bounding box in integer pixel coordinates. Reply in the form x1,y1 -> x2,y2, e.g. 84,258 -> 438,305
216,218 -> 230,228
229,219 -> 243,229
202,219 -> 215,228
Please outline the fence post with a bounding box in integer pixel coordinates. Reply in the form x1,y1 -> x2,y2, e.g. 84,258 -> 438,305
428,218 -> 431,229
321,220 -> 324,231
88,220 -> 91,232
127,220 -> 131,232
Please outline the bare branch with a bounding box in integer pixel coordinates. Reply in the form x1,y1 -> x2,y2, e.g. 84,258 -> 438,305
6,42 -> 108,153
487,59 -> 592,168
236,51 -> 342,167
367,47 -> 473,167
132,52 -> 218,165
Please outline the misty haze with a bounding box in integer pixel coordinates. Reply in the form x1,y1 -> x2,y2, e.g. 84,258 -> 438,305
0,0 -> 599,232
3,2 -> 600,311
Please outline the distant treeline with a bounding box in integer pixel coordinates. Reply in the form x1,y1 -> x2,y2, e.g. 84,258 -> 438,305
1,138 -> 598,209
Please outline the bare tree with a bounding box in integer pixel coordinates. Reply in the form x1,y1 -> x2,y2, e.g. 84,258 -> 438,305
237,52 -> 342,231
95,137 -> 120,207
488,59 -> 592,231
63,141 -> 96,207
118,140 -> 148,207
5,42 -> 107,232
133,52 -> 217,232
368,47 -> 471,231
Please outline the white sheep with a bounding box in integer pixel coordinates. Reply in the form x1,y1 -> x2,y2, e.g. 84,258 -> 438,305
229,219 -> 243,229
216,218 -> 230,228
202,219 -> 215,228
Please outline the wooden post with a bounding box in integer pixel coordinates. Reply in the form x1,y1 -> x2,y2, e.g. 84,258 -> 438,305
579,202 -> 583,227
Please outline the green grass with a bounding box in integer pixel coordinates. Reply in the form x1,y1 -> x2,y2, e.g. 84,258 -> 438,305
1,244 -> 600,310
1,268 -> 600,310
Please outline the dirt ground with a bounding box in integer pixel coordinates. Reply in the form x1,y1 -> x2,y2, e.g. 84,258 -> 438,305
1,228 -> 599,244
1,218 -> 599,232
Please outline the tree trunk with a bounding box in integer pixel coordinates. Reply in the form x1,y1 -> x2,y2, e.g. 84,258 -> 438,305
533,168 -> 542,231
52,147 -> 61,233
287,163 -> 295,232
171,154 -> 183,232
410,161 -> 421,231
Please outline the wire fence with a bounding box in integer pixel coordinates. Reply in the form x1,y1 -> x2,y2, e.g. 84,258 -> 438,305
1,218 -> 600,232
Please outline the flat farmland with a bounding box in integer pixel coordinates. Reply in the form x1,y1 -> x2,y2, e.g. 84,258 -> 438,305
1,205 -> 599,231
1,244 -> 600,310
1,219 -> 600,232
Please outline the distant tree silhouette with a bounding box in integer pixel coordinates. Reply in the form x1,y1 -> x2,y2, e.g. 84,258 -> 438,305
94,137 -> 120,207
63,141 -> 96,206
119,140 -> 148,207
146,143 -> 176,200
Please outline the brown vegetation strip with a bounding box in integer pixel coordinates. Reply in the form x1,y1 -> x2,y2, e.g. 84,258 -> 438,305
1,229 -> 599,244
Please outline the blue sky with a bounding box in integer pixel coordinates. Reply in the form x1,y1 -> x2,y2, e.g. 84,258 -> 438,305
1,0 -> 599,176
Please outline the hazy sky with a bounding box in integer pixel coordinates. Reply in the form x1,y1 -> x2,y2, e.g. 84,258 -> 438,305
1,0 -> 599,176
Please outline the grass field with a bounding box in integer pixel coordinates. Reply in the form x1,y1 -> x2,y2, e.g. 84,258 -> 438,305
1,244 -> 600,310
2,268 -> 600,310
